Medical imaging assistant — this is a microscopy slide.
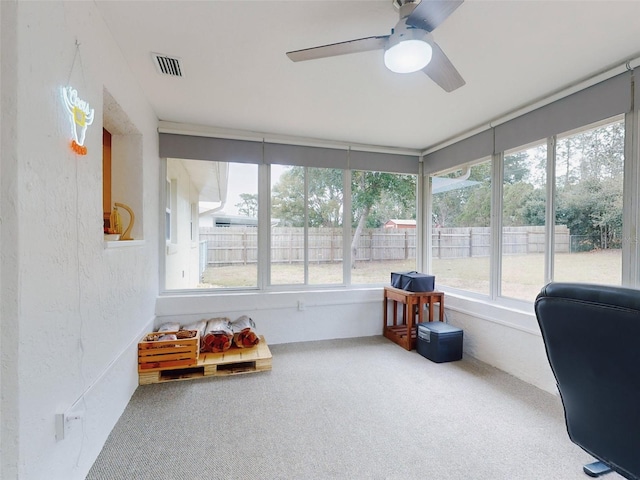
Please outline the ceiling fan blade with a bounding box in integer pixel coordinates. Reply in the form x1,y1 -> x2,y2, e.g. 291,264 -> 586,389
422,41 -> 465,92
286,35 -> 389,62
406,0 -> 464,32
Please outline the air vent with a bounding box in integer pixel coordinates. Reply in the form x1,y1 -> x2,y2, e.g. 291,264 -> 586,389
152,53 -> 183,77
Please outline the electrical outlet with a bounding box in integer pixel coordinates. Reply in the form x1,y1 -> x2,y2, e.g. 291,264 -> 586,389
55,403 -> 85,441
297,300 -> 306,311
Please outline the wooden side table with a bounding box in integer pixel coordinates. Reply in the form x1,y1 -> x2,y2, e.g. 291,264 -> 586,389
383,286 -> 445,350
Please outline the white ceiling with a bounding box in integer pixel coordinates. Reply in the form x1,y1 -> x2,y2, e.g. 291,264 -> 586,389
94,0 -> 640,151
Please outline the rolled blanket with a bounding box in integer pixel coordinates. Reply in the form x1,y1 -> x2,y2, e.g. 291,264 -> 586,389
202,317 -> 233,353
157,334 -> 178,342
183,320 -> 207,339
157,322 -> 181,332
231,315 -> 260,348
143,330 -> 196,342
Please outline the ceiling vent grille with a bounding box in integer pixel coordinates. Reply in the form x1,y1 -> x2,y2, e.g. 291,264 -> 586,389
152,53 -> 183,77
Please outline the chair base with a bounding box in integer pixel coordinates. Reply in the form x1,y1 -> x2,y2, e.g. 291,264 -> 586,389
583,461 -> 612,477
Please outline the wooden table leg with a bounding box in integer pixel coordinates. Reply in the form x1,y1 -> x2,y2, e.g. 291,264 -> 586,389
383,295 -> 388,329
428,295 -> 435,322
439,294 -> 444,321
407,298 -> 413,349
393,300 -> 398,326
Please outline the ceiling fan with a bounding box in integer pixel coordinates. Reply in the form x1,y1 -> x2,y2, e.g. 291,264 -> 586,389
286,0 -> 465,93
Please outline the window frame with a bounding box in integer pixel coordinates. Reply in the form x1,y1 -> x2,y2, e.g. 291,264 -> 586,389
428,114 -> 629,310
165,179 -> 172,243
429,157 -> 493,297
160,159 -> 419,293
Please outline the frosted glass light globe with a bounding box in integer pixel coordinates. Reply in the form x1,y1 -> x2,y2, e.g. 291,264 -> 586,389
384,39 -> 433,74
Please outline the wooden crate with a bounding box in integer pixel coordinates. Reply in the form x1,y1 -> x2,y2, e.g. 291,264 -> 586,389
138,330 -> 200,371
139,335 -> 272,385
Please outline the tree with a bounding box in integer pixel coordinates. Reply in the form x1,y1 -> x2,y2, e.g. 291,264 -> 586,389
308,168 -> 343,227
557,177 -> 622,249
235,193 -> 258,218
271,167 -> 344,227
555,120 -> 624,249
454,184 -> 491,227
502,183 -> 543,227
521,188 -> 546,226
270,166 -> 416,267
351,171 -> 416,267
432,162 -> 491,228
503,151 -> 531,184
271,168 -> 305,226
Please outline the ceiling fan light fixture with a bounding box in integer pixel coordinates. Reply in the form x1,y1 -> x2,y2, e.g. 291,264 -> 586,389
384,39 -> 432,74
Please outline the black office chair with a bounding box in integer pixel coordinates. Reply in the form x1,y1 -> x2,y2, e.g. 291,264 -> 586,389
534,282 -> 640,479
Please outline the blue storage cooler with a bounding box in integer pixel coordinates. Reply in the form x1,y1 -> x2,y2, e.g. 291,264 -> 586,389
417,322 -> 463,363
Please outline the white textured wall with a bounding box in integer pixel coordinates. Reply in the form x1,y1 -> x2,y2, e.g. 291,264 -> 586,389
1,2 -> 21,479
156,288 -> 383,344
157,289 -> 557,394
441,294 -> 557,394
3,2 -> 159,479
165,159 -> 201,289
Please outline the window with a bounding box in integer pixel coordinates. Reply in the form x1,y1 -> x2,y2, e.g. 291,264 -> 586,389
431,159 -> 492,295
161,159 -> 418,290
427,117 -> 628,304
165,159 -> 257,290
350,170 -> 417,285
308,168 -> 345,285
159,132 -> 420,292
553,118 -> 624,284
270,165 -> 345,286
500,142 -> 547,301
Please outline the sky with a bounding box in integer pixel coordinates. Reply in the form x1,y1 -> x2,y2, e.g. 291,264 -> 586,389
204,163 -> 288,217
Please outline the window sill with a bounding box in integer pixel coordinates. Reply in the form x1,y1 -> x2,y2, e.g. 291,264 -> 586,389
104,239 -> 145,249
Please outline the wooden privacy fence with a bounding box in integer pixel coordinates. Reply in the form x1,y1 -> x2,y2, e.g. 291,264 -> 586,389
200,227 -> 416,267
199,225 -> 570,267
432,225 -> 570,259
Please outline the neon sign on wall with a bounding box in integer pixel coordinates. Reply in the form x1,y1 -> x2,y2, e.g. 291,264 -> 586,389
62,86 -> 94,155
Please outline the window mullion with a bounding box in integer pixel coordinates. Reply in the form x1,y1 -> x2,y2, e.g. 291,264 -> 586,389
420,161 -> 431,274
343,169 -> 352,285
303,167 -> 309,284
623,107 -> 639,286
545,136 -> 556,284
490,152 -> 503,300
160,159 -> 168,291
259,162 -> 270,289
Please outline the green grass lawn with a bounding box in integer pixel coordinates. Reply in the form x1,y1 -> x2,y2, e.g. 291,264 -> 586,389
201,250 -> 622,302
434,249 -> 621,301
200,259 -> 416,288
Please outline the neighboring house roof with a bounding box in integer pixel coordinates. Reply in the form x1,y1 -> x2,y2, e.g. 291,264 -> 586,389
384,219 -> 416,228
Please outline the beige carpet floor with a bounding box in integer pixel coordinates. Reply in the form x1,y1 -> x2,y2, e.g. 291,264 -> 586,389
86,335 -> 623,480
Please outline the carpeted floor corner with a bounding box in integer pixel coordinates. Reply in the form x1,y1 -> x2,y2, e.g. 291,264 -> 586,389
86,336 -> 623,480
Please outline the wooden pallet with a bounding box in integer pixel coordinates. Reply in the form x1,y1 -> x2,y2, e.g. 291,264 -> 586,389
139,336 -> 272,385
